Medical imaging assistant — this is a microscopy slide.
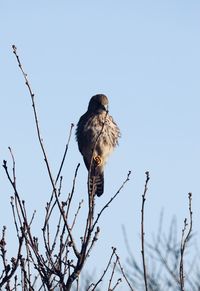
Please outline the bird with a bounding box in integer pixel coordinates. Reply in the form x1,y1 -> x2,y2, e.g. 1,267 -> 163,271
76,94 -> 120,196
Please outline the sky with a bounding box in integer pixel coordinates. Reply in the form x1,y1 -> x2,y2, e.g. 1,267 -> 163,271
1,0 -> 200,289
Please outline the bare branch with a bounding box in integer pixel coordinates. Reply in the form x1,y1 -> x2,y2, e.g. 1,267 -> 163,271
92,171 -> 131,232
141,171 -> 150,291
179,193 -> 193,291
114,251 -> 135,291
12,45 -> 80,260
107,253 -> 119,290
87,247 -> 116,290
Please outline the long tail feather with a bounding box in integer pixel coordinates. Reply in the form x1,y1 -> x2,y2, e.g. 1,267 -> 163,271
89,172 -> 104,196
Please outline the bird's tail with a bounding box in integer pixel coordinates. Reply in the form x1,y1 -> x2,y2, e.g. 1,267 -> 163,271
89,172 -> 104,197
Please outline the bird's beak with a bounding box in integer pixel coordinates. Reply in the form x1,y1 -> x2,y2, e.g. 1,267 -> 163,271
104,104 -> 109,113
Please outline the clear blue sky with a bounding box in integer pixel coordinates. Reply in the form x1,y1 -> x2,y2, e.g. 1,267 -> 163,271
1,0 -> 200,288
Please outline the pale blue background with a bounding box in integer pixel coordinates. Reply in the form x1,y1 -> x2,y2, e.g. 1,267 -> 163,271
1,0 -> 200,288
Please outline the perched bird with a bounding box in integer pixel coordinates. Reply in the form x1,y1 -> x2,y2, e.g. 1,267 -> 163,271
76,94 -> 120,196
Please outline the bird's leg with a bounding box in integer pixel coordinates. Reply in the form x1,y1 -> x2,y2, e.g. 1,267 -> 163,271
93,155 -> 102,166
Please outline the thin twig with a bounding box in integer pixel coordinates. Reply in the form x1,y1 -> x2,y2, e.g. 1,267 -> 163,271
66,164 -> 81,219
8,147 -> 16,186
56,123 -> 74,184
92,171 -> 131,232
12,45 -> 55,191
108,254 -> 119,290
0,227 -> 24,289
12,45 -> 80,260
88,247 -> 116,290
109,278 -> 122,291
141,171 -> 150,291
179,193 -> 193,291
45,123 -> 75,224
85,226 -> 100,260
115,251 -> 135,291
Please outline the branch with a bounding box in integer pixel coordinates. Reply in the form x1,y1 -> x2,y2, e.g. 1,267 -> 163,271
12,45 -> 80,260
107,253 -> 119,290
55,123 -> 74,184
87,247 -> 116,290
0,227 -> 24,289
141,171 -> 150,291
92,171 -> 131,232
12,45 -> 55,191
114,251 -> 135,291
179,193 -> 193,291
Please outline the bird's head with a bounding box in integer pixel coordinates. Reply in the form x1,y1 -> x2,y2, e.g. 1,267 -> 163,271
88,94 -> 109,113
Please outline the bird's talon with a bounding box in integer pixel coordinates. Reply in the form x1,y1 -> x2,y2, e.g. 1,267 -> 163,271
94,155 -> 102,166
